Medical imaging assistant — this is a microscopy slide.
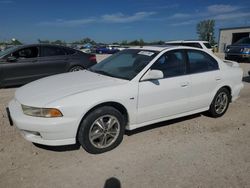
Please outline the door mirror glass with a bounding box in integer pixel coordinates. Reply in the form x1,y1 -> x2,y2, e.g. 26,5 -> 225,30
7,56 -> 17,62
141,69 -> 164,81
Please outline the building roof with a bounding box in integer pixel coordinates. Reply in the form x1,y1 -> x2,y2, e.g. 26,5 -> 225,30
220,26 -> 250,31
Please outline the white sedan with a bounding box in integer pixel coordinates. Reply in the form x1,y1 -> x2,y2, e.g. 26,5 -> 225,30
7,46 -> 243,154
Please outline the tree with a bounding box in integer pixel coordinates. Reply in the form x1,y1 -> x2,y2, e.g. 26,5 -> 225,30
73,38 -> 96,45
38,39 -> 50,44
51,40 -> 66,45
196,19 -> 215,44
11,38 -> 22,45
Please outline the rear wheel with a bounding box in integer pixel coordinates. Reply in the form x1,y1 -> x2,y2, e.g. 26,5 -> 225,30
69,66 -> 84,72
208,88 -> 230,117
77,106 -> 125,154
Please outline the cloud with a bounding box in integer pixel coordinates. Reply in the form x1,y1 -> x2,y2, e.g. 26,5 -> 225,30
171,20 -> 196,26
169,13 -> 190,19
38,18 -> 96,27
38,11 -> 156,27
213,12 -> 250,21
102,12 -> 156,23
207,4 -> 241,14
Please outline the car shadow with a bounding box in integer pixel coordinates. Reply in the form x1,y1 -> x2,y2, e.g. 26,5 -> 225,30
103,177 -> 121,188
125,113 -> 201,136
33,143 -> 81,152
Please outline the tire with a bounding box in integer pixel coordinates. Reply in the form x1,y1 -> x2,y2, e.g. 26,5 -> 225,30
69,66 -> 84,72
77,106 -> 125,154
208,88 -> 230,118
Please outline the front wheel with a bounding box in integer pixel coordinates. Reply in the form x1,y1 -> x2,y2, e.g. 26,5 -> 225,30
208,88 -> 230,118
77,106 -> 125,154
69,66 -> 84,72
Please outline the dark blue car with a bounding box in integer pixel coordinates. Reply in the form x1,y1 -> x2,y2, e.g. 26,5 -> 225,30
96,45 -> 120,54
225,37 -> 250,62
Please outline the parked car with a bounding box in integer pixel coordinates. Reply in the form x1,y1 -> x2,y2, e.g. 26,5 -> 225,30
225,37 -> 250,62
7,46 -> 243,154
0,44 -> 96,87
165,40 -> 213,53
79,47 -> 91,54
96,45 -> 120,54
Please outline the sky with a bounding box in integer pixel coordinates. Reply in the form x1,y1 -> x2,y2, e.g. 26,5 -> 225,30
0,0 -> 250,43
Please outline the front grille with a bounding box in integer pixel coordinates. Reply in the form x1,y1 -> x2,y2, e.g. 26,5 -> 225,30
228,46 -> 243,53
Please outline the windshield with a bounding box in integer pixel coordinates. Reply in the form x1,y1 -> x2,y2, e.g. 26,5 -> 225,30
89,49 -> 159,80
234,37 -> 250,44
0,46 -> 19,57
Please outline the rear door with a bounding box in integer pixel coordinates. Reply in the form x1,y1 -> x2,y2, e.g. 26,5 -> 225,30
1,46 -> 42,86
186,49 -> 220,110
39,45 -> 69,75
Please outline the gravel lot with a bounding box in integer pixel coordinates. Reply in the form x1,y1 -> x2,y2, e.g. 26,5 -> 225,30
0,55 -> 250,188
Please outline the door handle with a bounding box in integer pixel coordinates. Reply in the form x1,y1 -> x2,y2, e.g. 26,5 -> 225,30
180,82 -> 189,87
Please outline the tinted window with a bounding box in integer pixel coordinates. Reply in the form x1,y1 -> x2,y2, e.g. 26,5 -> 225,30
203,42 -> 212,49
12,47 -> 39,59
41,46 -> 66,57
165,43 -> 182,46
64,47 -> 76,55
151,50 -> 186,78
187,50 -> 218,73
183,43 -> 202,49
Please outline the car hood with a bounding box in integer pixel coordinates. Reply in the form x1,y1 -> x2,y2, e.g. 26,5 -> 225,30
15,70 -> 128,107
227,44 -> 250,48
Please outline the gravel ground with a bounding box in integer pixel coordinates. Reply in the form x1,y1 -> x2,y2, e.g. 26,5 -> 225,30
0,56 -> 250,188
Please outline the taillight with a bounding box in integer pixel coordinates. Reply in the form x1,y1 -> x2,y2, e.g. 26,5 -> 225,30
89,55 -> 96,63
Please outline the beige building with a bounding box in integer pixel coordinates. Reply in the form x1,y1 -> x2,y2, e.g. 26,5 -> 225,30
218,26 -> 250,53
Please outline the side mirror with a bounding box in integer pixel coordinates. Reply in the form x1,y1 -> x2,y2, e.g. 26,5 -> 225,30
141,69 -> 164,81
7,56 -> 17,62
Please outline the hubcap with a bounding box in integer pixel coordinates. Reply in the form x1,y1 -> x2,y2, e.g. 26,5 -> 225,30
215,92 -> 228,114
70,66 -> 83,72
89,115 -> 120,149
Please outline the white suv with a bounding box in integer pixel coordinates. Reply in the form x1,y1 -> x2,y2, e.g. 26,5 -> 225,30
165,40 -> 213,53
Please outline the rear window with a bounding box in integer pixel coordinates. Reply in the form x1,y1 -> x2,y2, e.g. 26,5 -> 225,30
165,43 -> 182,46
203,42 -> 212,49
64,47 -> 76,55
41,46 -> 66,57
183,43 -> 202,49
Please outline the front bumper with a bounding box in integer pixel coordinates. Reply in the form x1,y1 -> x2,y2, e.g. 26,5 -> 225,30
225,53 -> 250,61
8,99 -> 78,146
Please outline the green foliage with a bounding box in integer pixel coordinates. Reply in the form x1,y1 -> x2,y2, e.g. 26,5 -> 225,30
196,19 -> 215,45
72,37 -> 96,45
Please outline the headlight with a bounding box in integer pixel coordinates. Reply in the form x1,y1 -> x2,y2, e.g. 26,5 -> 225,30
243,48 -> 250,53
21,105 -> 63,118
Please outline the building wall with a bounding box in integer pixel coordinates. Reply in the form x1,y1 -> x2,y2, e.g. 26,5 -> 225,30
219,27 -> 250,53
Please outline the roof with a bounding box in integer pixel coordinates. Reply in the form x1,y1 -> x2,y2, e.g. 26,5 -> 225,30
165,40 -> 209,43
219,26 -> 250,31
129,46 -> 171,51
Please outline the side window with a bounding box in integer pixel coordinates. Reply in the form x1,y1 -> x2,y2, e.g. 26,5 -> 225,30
64,47 -> 76,55
187,50 -> 219,74
41,46 -> 66,57
12,47 -> 39,59
184,43 -> 202,49
151,50 -> 186,78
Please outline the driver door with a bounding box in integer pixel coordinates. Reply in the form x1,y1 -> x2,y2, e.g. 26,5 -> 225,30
137,50 -> 191,124
2,46 -> 40,86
